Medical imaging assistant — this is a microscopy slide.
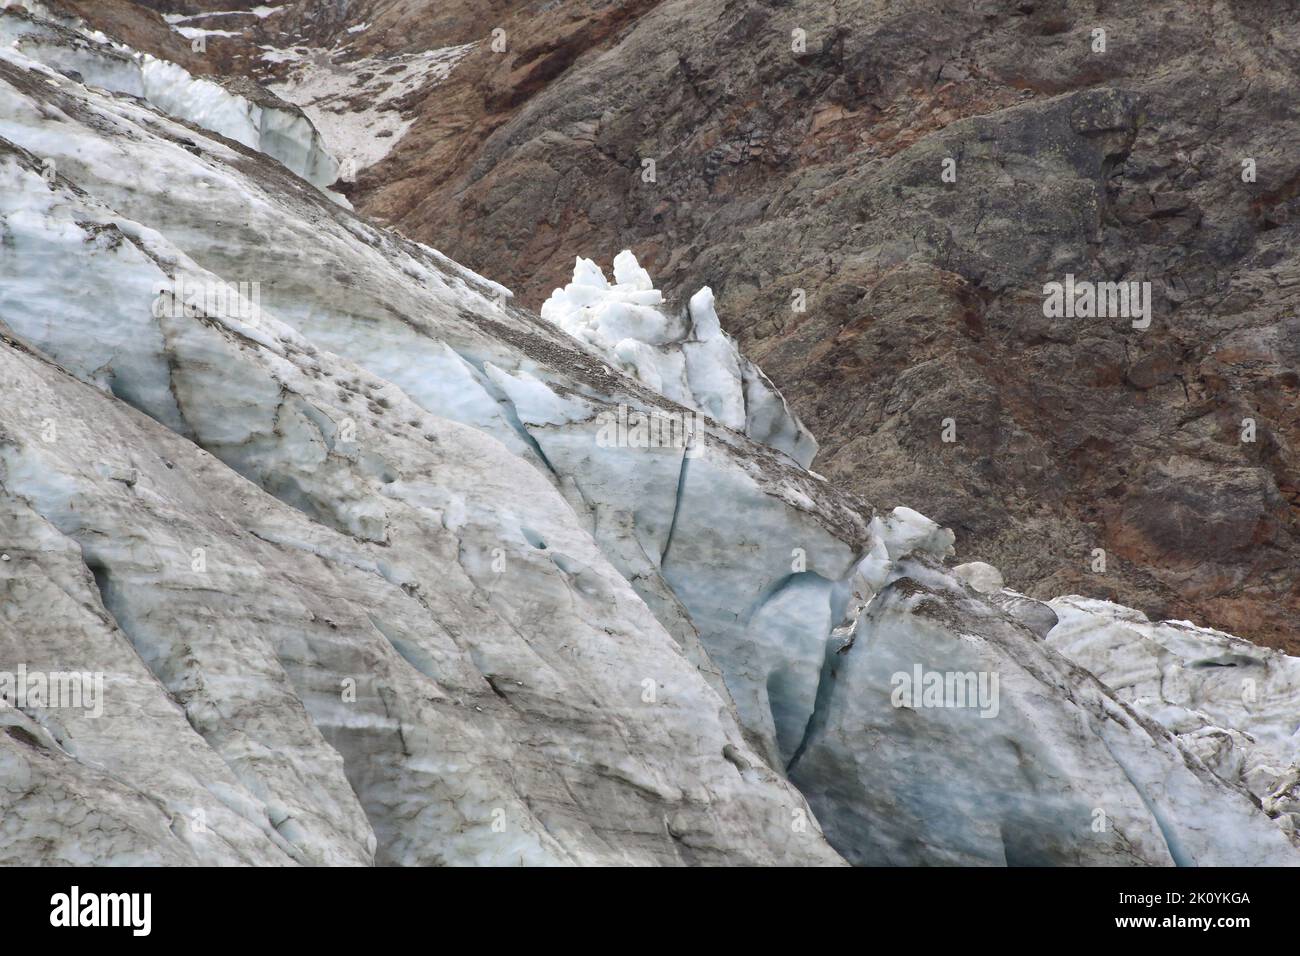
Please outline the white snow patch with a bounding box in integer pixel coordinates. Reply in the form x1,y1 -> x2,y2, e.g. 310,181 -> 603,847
175,27 -> 244,41
269,43 -> 475,173
258,45 -> 307,64
165,6 -> 283,24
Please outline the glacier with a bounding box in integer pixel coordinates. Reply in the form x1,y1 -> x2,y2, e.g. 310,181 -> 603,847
541,251 -> 819,468
0,1 -> 339,192
1047,597 -> 1300,845
0,1 -> 1297,866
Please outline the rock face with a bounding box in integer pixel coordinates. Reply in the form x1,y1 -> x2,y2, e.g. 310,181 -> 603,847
94,0 -> 1297,654
1,1 -> 1298,867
